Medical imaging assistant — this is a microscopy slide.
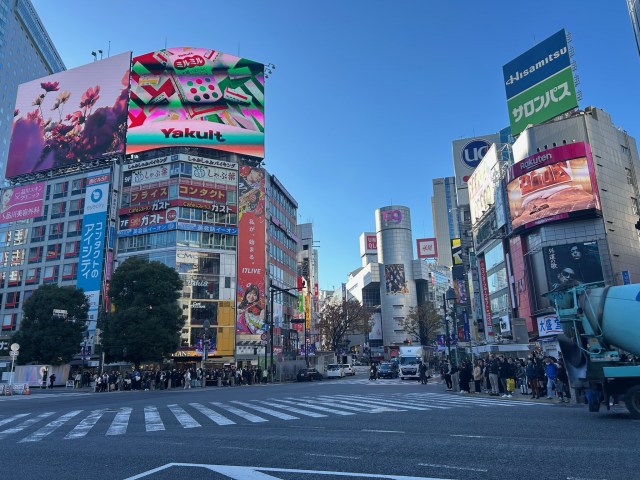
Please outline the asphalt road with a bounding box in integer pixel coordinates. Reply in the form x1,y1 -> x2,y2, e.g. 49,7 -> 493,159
0,376 -> 637,480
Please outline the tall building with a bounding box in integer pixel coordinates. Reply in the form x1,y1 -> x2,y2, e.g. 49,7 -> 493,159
0,0 -> 65,174
431,176 -> 459,267
629,0 -> 640,55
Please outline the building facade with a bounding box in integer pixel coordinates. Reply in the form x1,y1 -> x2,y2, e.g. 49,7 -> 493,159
430,177 -> 459,267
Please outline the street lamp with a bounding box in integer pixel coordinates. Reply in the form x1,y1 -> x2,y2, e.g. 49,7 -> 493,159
442,287 -> 457,364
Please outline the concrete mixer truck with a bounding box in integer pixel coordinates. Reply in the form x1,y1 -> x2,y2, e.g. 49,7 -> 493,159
545,283 -> 640,418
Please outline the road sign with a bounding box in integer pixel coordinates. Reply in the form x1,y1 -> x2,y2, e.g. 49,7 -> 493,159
9,351 -> 18,358
260,332 -> 267,342
10,343 -> 19,352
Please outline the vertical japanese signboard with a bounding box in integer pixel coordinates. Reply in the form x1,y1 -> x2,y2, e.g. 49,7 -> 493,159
235,163 -> 266,338
77,170 -> 110,335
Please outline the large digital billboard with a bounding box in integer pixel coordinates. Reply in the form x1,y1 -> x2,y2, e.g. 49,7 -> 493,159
468,144 -> 499,225
6,53 -> 131,179
543,241 -> 604,292
502,29 -> 577,136
127,47 -> 264,158
506,143 -> 600,231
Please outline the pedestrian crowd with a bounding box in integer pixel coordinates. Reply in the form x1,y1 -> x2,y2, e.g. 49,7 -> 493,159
69,364 -> 271,393
440,352 -> 571,402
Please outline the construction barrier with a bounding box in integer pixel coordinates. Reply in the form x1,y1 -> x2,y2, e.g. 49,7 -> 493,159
11,383 -> 28,395
2,384 -> 11,396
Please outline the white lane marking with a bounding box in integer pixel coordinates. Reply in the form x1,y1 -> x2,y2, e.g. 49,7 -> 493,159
363,429 -> 404,434
168,404 -> 201,429
230,400 -> 298,420
279,398 -> 355,416
419,462 -> 488,472
567,477 -> 608,480
19,410 -> 83,443
144,406 -> 165,432
0,412 -> 55,440
64,409 -> 107,439
106,407 -> 132,435
364,395 -> 452,410
256,400 -> 326,418
210,402 -> 268,423
123,462 -> 453,480
0,413 -> 29,427
189,402 -> 235,425
332,394 -> 432,411
310,397 -> 387,412
316,396 -> 403,413
306,452 -> 361,460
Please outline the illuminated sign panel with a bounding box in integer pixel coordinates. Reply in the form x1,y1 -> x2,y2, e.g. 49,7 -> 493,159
0,183 -> 45,223
6,53 -> 131,178
416,238 -> 437,259
468,144 -> 499,225
506,143 -> 600,231
127,47 -> 264,158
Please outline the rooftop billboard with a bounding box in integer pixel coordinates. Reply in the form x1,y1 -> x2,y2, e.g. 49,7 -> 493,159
0,183 -> 46,223
6,53 -> 131,179
468,144 -> 499,225
506,142 -> 600,231
451,134 -> 500,200
502,29 -> 577,136
127,47 -> 265,158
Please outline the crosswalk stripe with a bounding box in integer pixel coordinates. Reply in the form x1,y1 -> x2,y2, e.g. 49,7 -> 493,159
106,407 -> 132,435
168,404 -> 201,429
255,400 -> 327,418
313,396 -> 400,413
144,406 -> 164,432
278,398 -> 355,416
364,394 -> 456,410
408,393 -> 533,407
0,412 -> 55,440
64,409 -> 107,439
20,410 -> 83,443
332,394 -> 434,411
230,400 -> 298,420
189,402 -> 235,425
210,402 -> 268,423
307,397 -> 380,413
0,413 -> 29,428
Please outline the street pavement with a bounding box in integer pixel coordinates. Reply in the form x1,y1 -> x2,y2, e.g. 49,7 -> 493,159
0,377 -> 636,480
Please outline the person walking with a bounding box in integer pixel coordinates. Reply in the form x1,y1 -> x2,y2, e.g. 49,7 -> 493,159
419,362 -> 428,384
443,361 -> 453,390
48,372 -> 56,389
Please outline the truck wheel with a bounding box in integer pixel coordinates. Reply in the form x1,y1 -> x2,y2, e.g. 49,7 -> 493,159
624,385 -> 640,419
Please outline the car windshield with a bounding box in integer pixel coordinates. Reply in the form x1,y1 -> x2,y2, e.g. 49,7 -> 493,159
400,357 -> 418,365
341,365 -> 350,369
379,364 -> 391,371
327,365 -> 341,370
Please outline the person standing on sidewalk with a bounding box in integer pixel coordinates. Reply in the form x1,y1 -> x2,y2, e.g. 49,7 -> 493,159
526,358 -> 540,399
545,357 -> 559,399
488,355 -> 500,396
473,360 -> 484,393
555,360 -> 569,403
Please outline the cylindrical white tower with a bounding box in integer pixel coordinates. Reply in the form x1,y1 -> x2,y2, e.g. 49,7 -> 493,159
375,205 -> 417,346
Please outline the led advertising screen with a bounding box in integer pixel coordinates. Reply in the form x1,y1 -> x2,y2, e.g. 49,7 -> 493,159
543,241 -> 604,292
506,143 -> 600,231
0,182 -> 46,223
468,144 -> 498,225
127,47 -> 265,158
6,53 -> 131,179
502,29 -> 577,136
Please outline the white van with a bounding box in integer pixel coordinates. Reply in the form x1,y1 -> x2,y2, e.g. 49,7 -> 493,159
326,364 -> 345,378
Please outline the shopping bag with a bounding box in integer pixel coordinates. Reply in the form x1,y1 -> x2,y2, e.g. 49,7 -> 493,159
506,378 -> 515,392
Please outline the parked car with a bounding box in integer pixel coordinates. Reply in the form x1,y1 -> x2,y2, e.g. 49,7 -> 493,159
296,368 -> 323,382
326,364 -> 345,378
377,362 -> 399,379
341,364 -> 356,376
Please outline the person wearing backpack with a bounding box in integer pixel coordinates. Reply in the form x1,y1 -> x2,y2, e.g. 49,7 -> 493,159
544,357 -> 559,399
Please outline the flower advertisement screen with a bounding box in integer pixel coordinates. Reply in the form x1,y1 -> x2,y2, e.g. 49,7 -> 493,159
6,53 -> 131,179
506,142 -> 600,231
127,47 -> 264,158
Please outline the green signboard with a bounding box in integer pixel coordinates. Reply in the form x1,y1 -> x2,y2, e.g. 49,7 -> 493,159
507,66 -> 578,136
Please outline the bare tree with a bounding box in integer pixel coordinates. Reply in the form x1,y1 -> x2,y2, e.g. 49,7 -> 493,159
317,299 -> 373,352
400,301 -> 442,346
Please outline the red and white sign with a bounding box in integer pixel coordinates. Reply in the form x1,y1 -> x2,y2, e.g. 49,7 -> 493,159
416,238 -> 438,259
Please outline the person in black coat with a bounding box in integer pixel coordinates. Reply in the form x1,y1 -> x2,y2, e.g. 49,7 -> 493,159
458,361 -> 472,393
526,357 -> 540,399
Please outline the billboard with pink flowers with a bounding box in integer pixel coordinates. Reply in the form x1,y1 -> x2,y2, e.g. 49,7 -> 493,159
6,52 -> 131,179
127,47 -> 265,158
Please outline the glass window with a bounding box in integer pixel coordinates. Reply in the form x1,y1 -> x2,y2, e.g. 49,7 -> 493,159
484,242 -> 504,271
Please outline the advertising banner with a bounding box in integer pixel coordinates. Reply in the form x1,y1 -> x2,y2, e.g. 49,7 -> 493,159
416,238 -> 438,259
0,183 -> 45,223
537,313 -> 563,337
452,134 -> 499,195
507,67 -> 578,136
468,144 -> 499,224
127,47 -> 265,158
236,163 -> 266,338
451,238 -> 462,265
384,264 -> 409,295
478,257 -> 494,336
6,53 -> 131,179
77,170 -> 110,332
507,143 -> 599,230
543,241 -> 604,292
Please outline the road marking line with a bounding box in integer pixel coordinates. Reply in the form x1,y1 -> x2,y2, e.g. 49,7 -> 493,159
0,413 -> 29,427
106,407 -> 132,435
189,402 -> 235,425
256,399 -> 327,418
0,412 -> 55,440
168,404 -> 201,429
279,398 -> 354,416
65,409 -> 107,439
363,429 -> 404,434
20,410 -> 82,443
144,406 -> 165,432
211,402 -> 268,423
306,453 -> 361,460
332,394 -> 432,411
450,434 -> 488,438
230,400 -> 298,420
419,462 -> 488,472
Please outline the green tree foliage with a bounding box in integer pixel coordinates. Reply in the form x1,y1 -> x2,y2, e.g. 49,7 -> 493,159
11,284 -> 89,365
101,256 -> 183,367
400,302 -> 442,346
317,299 -> 373,352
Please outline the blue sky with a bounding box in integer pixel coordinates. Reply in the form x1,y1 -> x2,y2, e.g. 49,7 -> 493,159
32,0 -> 640,291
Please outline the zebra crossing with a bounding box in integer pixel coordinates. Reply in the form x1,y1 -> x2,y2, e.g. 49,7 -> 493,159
317,378 -> 421,386
0,392 -> 546,443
